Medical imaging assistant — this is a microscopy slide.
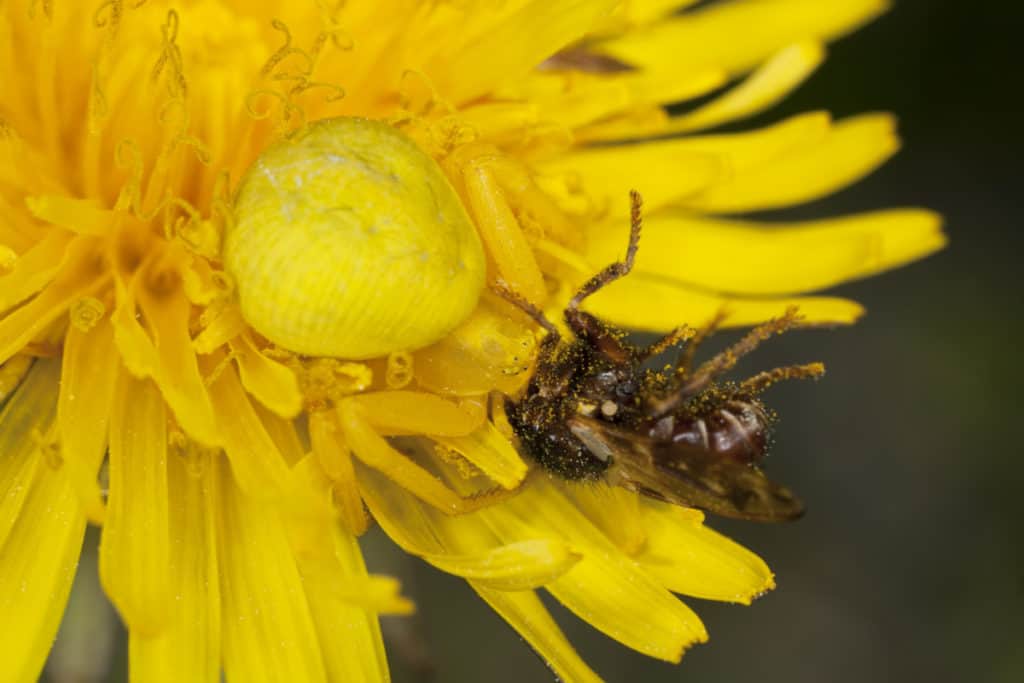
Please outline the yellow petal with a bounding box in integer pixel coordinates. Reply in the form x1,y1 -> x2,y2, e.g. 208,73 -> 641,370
282,455 -> 410,616
512,67 -> 725,130
586,271 -> 865,331
25,194 -> 114,235
206,360 -> 290,498
685,113 -> 900,213
0,237 -> 106,366
562,481 -> 646,555
129,449 -> 221,683
542,111 -> 830,217
0,229 -> 72,311
301,526 -> 393,682
431,0 -> 619,103
99,372 -> 172,636
660,41 -> 826,134
620,0 -> 702,25
0,449 -> 87,683
254,401 -> 306,467
586,209 -> 946,296
58,318 -> 118,524
0,353 -> 32,404
320,573 -> 414,616
111,267 -> 160,379
474,587 -> 601,683
359,464 -> 578,589
229,332 -> 302,419
482,477 -> 707,661
539,141 -> 721,218
434,420 -> 529,490
350,390 -> 483,437
137,273 -> 220,447
308,410 -> 368,536
217,460 -> 328,683
423,539 -> 581,591
0,359 -> 58,550
637,500 -> 775,604
602,0 -> 888,77
191,300 -> 245,354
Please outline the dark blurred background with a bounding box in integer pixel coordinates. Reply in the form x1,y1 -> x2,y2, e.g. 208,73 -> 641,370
46,1 -> 1023,682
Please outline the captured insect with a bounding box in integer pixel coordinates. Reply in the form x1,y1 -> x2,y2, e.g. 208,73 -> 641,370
497,191 -> 825,522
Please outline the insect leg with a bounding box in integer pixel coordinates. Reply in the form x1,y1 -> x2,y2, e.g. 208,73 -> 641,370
637,325 -> 695,363
650,307 -> 803,417
682,307 -> 803,396
735,362 -> 825,395
674,308 -> 729,378
566,190 -> 642,313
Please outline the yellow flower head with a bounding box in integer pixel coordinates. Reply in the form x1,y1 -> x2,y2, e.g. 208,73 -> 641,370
0,1 -> 944,681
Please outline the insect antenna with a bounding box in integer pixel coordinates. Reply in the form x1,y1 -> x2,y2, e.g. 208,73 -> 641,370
567,189 -> 642,312
651,307 -> 803,417
735,362 -> 825,395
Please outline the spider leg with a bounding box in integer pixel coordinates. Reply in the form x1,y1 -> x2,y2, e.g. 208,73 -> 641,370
339,399 -> 517,515
490,282 -> 560,341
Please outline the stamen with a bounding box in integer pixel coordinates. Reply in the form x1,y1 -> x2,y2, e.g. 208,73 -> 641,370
261,19 -> 311,78
152,10 -> 187,100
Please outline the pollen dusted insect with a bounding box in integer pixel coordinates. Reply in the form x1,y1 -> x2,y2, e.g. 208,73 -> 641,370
498,191 -> 825,522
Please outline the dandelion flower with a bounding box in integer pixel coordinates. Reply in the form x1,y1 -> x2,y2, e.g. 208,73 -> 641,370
0,1 -> 944,682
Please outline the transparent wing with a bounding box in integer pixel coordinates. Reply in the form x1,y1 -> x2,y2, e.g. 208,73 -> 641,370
568,415 -> 804,522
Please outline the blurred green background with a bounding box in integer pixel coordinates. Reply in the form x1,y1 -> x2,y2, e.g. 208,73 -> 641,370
45,1 -> 1022,681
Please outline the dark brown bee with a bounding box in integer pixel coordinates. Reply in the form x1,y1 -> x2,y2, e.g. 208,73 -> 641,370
498,191 -> 824,522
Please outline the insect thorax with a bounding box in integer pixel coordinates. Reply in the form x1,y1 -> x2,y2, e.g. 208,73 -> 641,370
505,342 -> 643,481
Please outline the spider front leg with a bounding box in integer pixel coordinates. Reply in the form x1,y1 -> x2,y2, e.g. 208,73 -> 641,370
338,399 -> 513,515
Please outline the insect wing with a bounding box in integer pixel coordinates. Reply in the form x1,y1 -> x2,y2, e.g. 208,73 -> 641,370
567,416 -> 804,522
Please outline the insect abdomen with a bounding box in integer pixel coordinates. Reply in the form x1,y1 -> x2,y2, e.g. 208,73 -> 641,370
655,400 -> 771,464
